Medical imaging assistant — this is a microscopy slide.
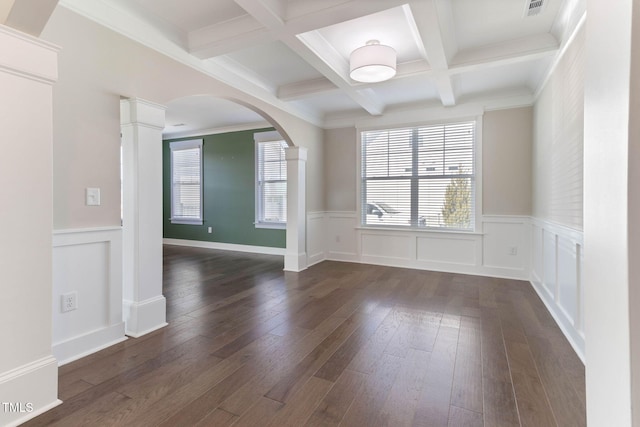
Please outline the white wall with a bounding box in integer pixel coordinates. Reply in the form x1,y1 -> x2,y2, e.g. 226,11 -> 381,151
533,26 -> 585,231
530,21 -> 586,368
0,25 -> 60,427
583,0 -> 637,424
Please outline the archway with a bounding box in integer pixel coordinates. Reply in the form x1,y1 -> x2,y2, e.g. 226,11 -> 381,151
120,96 -> 308,336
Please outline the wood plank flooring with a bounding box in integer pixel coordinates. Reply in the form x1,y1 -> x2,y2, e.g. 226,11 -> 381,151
24,245 -> 586,426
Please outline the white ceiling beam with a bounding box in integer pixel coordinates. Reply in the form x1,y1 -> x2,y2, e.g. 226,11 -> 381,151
234,0 -> 285,28
292,31 -> 384,115
189,14 -> 273,59
283,0 -> 408,35
277,60 -> 431,101
278,77 -> 337,101
449,33 -> 559,74
187,0 -> 408,59
406,0 -> 456,107
227,0 -> 385,115
434,0 -> 458,65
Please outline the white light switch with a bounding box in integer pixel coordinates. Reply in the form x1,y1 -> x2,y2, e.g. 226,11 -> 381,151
86,187 -> 101,206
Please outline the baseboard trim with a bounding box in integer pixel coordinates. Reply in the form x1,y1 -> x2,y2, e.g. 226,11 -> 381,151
306,251 -> 325,267
5,399 -> 63,427
163,238 -> 286,256
325,254 -> 529,281
0,356 -> 59,427
53,322 -> 127,366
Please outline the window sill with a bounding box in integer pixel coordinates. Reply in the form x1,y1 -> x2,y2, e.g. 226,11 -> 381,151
255,222 -> 286,230
170,219 -> 203,226
356,225 -> 482,236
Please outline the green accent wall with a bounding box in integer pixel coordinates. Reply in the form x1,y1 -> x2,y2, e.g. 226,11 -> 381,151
163,128 -> 286,248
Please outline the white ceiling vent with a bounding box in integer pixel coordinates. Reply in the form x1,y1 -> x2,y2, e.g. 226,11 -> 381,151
524,0 -> 546,17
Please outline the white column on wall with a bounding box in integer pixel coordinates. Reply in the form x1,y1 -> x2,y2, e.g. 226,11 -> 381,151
0,25 -> 61,425
584,0 -> 640,425
284,146 -> 308,272
120,98 -> 168,337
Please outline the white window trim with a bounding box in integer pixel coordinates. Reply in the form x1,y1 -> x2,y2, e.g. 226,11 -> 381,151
356,115 -> 483,233
170,139 -> 203,225
254,131 -> 287,230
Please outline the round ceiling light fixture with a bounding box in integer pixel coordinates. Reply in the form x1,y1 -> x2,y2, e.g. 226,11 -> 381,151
349,40 -> 397,83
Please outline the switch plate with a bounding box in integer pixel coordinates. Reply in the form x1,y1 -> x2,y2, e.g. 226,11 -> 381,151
86,187 -> 101,206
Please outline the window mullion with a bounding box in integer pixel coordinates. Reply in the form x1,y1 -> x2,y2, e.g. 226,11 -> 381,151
410,128 -> 419,227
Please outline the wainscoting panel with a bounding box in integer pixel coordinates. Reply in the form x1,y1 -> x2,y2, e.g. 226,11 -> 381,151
306,211 -> 326,266
325,211 -> 359,262
530,218 -> 584,362
482,217 -> 529,272
416,235 -> 478,266
320,212 -> 529,280
543,229 -> 557,297
52,227 -> 126,365
361,232 -> 414,260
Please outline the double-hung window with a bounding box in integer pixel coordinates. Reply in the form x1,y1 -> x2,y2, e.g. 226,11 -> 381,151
255,131 -> 287,228
361,121 -> 476,230
170,139 -> 203,225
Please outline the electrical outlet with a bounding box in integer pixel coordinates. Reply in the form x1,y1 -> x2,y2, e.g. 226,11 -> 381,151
508,246 -> 518,256
61,291 -> 78,313
208,227 -> 212,233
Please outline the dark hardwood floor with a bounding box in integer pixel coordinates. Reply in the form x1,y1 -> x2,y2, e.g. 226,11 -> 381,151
24,245 -> 586,426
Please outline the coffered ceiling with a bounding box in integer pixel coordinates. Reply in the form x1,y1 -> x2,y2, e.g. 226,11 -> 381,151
57,0 -> 585,135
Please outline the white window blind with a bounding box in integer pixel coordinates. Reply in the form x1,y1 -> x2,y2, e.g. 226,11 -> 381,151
170,139 -> 203,225
361,121 -> 475,230
256,138 -> 287,227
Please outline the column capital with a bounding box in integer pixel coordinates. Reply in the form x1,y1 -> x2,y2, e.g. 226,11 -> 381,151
120,98 -> 166,129
285,146 -> 307,162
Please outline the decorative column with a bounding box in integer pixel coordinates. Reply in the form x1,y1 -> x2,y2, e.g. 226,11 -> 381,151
284,146 -> 308,272
120,98 -> 168,337
0,25 -> 61,425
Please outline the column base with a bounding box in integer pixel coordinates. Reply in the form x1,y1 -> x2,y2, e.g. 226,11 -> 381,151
284,252 -> 308,272
123,296 -> 167,338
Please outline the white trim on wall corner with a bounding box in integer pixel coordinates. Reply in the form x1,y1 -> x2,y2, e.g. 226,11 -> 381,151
163,238 -> 286,256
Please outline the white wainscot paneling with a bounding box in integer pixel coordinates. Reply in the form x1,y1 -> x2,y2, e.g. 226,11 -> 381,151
530,218 -> 584,362
359,228 -> 483,274
53,227 -> 126,365
532,223 -> 544,281
543,229 -> 557,297
306,212 -> 326,266
362,232 -> 414,260
482,217 -> 530,276
417,235 -> 477,265
326,212 -> 358,262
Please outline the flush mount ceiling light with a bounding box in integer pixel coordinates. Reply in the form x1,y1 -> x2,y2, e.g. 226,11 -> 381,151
349,40 -> 397,83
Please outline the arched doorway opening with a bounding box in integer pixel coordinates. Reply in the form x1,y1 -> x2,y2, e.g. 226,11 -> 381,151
120,95 -> 307,337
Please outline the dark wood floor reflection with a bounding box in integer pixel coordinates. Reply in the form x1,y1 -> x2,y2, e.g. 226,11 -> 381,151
25,245 -> 586,426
